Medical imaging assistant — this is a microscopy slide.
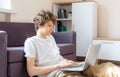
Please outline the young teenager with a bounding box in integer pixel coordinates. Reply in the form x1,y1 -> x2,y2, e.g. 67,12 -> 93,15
24,10 -> 81,77
24,10 -> 120,77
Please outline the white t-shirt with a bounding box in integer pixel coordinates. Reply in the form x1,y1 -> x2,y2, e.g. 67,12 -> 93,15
24,35 -> 64,77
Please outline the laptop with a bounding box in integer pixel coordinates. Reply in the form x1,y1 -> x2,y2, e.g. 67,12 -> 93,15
61,44 -> 101,71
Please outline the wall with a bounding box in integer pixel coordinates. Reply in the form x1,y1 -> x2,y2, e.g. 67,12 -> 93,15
0,0 -> 11,21
96,0 -> 120,38
0,0 -> 11,9
0,0 -> 120,38
10,0 -> 52,22
0,13 -> 7,21
0,13 -> 10,21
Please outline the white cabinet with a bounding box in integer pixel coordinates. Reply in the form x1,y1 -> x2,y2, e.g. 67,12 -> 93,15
53,2 -> 97,56
93,39 -> 120,61
72,2 -> 97,56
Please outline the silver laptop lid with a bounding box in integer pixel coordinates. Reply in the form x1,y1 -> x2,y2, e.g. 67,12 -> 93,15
83,44 -> 101,70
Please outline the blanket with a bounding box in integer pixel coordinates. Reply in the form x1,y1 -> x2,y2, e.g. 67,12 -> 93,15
84,62 -> 120,77
55,71 -> 84,77
55,62 -> 120,77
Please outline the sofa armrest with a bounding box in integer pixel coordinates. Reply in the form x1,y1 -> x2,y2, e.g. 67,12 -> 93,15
0,31 -> 7,77
52,31 -> 76,44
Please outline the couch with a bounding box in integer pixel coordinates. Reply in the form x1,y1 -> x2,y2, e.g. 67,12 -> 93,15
0,22 -> 76,77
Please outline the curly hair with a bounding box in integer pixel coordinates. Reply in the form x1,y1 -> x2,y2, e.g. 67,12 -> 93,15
33,10 -> 57,31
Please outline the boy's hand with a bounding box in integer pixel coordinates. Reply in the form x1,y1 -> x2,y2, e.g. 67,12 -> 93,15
57,59 -> 77,68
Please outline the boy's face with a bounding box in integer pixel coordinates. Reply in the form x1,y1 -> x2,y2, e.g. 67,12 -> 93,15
40,20 -> 54,36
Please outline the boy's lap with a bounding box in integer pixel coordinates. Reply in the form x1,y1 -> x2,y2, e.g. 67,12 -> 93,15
55,71 -> 84,77
55,62 -> 120,77
55,71 -> 91,77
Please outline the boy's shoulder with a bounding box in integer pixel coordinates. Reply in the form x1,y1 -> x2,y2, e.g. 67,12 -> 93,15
25,36 -> 37,42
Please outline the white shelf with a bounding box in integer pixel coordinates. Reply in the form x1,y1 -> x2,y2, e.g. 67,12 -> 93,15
93,40 -> 120,61
53,3 -> 72,32
0,8 -> 15,14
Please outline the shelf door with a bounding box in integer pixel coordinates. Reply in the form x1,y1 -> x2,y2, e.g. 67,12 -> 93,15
72,2 -> 97,56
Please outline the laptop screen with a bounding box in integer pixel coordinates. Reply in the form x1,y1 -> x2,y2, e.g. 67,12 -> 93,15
83,44 -> 101,70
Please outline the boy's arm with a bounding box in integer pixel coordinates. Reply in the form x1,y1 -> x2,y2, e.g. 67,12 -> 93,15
26,58 -> 60,77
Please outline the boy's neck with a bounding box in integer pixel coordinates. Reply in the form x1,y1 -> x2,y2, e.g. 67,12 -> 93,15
36,30 -> 47,38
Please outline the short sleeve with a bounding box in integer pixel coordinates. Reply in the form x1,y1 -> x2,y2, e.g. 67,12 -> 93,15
24,38 -> 36,59
51,35 -> 60,51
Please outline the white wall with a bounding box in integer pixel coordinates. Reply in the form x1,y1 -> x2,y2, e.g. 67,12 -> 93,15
0,0 -> 11,21
10,0 -> 52,22
0,0 -> 120,38
96,0 -> 120,38
0,0 -> 11,9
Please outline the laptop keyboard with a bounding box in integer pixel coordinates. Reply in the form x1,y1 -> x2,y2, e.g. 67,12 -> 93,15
60,61 -> 85,71
72,61 -> 85,67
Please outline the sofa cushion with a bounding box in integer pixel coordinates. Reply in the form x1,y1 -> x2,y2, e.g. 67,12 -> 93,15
0,22 -> 36,47
57,44 -> 75,55
7,47 -> 25,62
63,53 -> 76,61
7,44 -> 75,62
8,62 -> 29,77
0,31 -> 7,77
52,31 -> 76,44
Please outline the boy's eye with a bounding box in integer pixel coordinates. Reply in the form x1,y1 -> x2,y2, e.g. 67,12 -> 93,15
48,25 -> 53,27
